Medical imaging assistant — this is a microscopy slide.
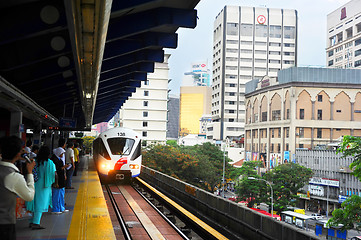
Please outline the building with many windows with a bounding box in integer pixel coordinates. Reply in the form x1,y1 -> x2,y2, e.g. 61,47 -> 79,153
116,54 -> 170,145
207,5 -> 298,141
167,94 -> 180,139
183,62 -> 211,87
326,0 -> 361,68
244,67 -> 361,171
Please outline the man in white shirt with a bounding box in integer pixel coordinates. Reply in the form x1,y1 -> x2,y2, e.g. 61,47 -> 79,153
65,142 -> 75,189
0,136 -> 35,240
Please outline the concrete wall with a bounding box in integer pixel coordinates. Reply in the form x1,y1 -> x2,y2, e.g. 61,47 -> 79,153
140,166 -> 318,240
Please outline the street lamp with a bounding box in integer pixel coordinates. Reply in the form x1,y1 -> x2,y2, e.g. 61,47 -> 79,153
222,139 -> 228,198
248,177 -> 274,218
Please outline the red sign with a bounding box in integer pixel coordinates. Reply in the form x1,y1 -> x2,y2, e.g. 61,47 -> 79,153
257,15 -> 266,24
114,157 -> 128,170
340,7 -> 346,20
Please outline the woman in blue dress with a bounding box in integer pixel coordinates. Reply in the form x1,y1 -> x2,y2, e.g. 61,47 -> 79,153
26,145 -> 56,230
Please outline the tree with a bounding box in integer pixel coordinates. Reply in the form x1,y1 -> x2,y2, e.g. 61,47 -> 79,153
264,162 -> 312,212
82,136 -> 95,153
337,135 -> 361,181
233,161 -> 266,207
166,140 -> 178,147
327,195 -> 361,231
142,142 -> 232,192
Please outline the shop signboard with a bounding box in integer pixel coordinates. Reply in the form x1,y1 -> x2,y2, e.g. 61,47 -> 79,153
309,177 -> 339,187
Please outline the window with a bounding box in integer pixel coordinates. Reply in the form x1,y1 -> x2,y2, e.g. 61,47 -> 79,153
284,26 -> 296,39
355,60 -> 361,68
143,121 -> 148,127
328,60 -> 334,66
261,112 -> 267,122
271,129 -> 275,138
286,144 -> 289,151
299,144 -> 304,149
300,109 -> 305,119
227,23 -> 238,35
355,49 -> 361,57
278,128 -> 281,138
144,90 -> 149,96
317,128 -> 322,139
107,138 -> 135,156
328,50 -> 334,57
336,110 -> 341,113
144,80 -> 149,85
272,110 -> 281,120
240,24 -> 253,36
256,24 -> 267,37
318,95 -> 323,102
286,128 -> 289,138
142,131 -> 147,137
143,111 -> 148,117
271,144 -> 274,152
317,110 -> 322,120
143,101 -> 148,107
299,128 -> 304,138
277,144 -> 281,152
286,109 -> 290,119
270,25 -> 282,38
229,119 -> 234,122
356,38 -> 361,46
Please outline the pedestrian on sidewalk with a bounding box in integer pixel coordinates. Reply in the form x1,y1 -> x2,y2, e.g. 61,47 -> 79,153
73,143 -> 79,176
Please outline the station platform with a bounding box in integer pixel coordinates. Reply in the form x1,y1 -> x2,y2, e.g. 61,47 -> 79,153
16,155 -> 116,240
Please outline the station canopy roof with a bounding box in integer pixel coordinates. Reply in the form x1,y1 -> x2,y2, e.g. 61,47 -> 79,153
0,0 -> 199,130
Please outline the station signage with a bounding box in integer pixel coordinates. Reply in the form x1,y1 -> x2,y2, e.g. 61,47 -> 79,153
59,117 -> 77,129
309,177 -> 340,187
257,15 -> 266,24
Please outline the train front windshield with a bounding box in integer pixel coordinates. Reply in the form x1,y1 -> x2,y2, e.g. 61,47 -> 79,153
107,137 -> 135,156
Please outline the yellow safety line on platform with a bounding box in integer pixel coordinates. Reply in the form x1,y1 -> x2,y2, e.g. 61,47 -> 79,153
68,170 -> 116,240
137,178 -> 229,240
119,186 -> 165,240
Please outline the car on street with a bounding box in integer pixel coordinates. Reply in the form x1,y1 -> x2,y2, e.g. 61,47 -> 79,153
311,213 -> 323,220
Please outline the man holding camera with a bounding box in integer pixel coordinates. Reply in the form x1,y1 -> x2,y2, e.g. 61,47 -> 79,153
0,136 -> 36,240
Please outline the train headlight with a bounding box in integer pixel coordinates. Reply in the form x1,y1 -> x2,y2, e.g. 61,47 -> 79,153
129,164 -> 139,169
101,163 -> 112,171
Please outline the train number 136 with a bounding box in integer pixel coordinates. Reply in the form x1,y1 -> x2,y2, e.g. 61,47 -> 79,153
117,132 -> 125,136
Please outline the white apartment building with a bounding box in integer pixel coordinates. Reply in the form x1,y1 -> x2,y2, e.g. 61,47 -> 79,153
326,0 -> 361,69
117,54 -> 170,145
207,6 -> 298,141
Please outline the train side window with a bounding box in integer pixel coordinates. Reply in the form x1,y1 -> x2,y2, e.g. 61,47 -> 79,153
130,141 -> 141,161
99,139 -> 111,160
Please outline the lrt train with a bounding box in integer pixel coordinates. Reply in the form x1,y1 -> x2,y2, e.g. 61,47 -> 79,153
93,127 -> 142,181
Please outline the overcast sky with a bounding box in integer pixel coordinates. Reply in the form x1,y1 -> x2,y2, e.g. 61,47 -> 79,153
166,0 -> 349,95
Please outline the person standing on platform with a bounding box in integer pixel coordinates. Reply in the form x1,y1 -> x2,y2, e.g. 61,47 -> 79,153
53,139 -> 66,165
50,148 -> 70,214
0,136 -> 35,240
65,142 -> 75,189
73,143 -> 79,176
26,146 -> 56,230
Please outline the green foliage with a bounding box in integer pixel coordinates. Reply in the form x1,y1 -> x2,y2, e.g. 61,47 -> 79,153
82,136 -> 95,152
337,135 -> 361,181
233,161 -> 266,207
166,140 -> 178,147
327,195 -> 361,231
142,142 -> 231,192
264,162 -> 313,212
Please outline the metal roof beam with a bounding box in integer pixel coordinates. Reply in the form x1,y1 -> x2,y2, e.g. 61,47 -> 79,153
103,32 -> 177,59
107,7 -> 197,41
101,49 -> 164,72
100,62 -> 153,82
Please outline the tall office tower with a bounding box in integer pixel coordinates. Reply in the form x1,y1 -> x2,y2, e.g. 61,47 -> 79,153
118,54 -> 170,146
207,6 -> 298,141
167,94 -> 180,139
183,62 -> 211,86
326,0 -> 361,69
180,86 -> 212,135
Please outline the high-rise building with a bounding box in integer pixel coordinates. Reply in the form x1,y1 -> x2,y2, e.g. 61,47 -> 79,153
117,54 -> 170,145
326,0 -> 361,68
167,94 -> 180,139
179,86 -> 211,135
208,6 -> 298,141
183,62 -> 211,86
